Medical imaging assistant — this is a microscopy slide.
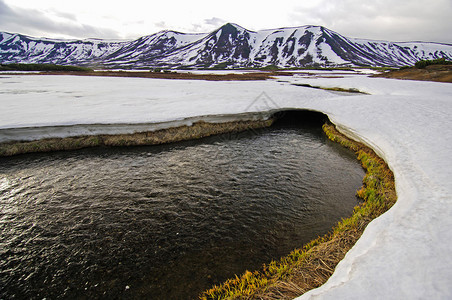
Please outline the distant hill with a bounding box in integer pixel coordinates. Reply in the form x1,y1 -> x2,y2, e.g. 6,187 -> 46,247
1,23 -> 451,69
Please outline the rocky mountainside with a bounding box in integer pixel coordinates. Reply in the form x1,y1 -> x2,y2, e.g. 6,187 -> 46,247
1,23 -> 451,69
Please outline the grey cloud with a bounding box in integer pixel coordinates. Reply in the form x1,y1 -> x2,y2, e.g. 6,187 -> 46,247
204,17 -> 227,26
50,10 -> 78,22
155,21 -> 167,28
0,0 -> 121,39
290,0 -> 452,43
190,23 -> 203,32
187,17 -> 228,33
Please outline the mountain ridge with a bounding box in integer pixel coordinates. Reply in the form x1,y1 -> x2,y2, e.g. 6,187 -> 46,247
1,23 -> 451,69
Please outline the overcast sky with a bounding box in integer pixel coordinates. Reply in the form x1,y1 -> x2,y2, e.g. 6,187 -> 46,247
1,0 -> 451,43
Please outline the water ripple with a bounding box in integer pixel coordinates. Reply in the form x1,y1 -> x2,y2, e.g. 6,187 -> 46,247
0,124 -> 364,299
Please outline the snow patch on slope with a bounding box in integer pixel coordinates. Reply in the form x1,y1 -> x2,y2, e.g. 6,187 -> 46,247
1,25 -> 452,68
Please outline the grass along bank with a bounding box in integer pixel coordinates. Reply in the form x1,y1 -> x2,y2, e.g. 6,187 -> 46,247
0,119 -> 274,157
0,112 -> 397,298
199,122 -> 396,299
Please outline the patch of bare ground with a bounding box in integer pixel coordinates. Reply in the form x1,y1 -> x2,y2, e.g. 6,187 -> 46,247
373,64 -> 452,83
32,70 -> 296,81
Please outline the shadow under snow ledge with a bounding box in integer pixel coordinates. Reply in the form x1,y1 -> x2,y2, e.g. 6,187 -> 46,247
0,112 -> 277,156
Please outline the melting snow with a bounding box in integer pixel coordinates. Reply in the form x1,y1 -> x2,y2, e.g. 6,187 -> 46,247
0,73 -> 451,298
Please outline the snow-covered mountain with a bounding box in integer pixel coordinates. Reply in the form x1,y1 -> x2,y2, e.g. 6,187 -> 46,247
1,23 -> 451,69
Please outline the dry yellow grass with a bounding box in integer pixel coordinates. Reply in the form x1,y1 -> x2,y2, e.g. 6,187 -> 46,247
199,123 -> 396,300
374,64 -> 452,83
0,115 -> 397,300
0,119 -> 274,157
30,70 -> 294,81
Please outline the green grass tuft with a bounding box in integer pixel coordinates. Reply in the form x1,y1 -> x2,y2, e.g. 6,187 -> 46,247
414,58 -> 452,69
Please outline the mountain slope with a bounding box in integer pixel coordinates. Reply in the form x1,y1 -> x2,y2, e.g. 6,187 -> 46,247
1,24 -> 451,69
0,32 -> 126,66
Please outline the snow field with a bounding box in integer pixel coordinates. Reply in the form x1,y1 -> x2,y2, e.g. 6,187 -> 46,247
0,73 -> 451,298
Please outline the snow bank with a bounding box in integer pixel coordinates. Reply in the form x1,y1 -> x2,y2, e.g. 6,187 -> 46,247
0,75 -> 334,132
290,77 -> 452,299
1,74 -> 451,298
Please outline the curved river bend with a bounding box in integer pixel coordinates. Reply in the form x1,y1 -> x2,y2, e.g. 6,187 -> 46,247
0,117 -> 364,299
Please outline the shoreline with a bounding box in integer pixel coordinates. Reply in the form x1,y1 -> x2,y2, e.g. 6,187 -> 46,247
0,118 -> 274,156
200,122 -> 396,299
0,110 -> 396,299
1,71 -> 449,299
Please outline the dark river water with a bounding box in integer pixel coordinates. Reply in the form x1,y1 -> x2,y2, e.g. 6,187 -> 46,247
0,119 -> 364,299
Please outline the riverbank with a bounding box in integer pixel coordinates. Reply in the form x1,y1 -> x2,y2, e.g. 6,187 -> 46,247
1,74 -> 451,299
0,108 -> 396,298
0,109 -> 389,298
0,118 -> 274,156
200,122 -> 396,299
